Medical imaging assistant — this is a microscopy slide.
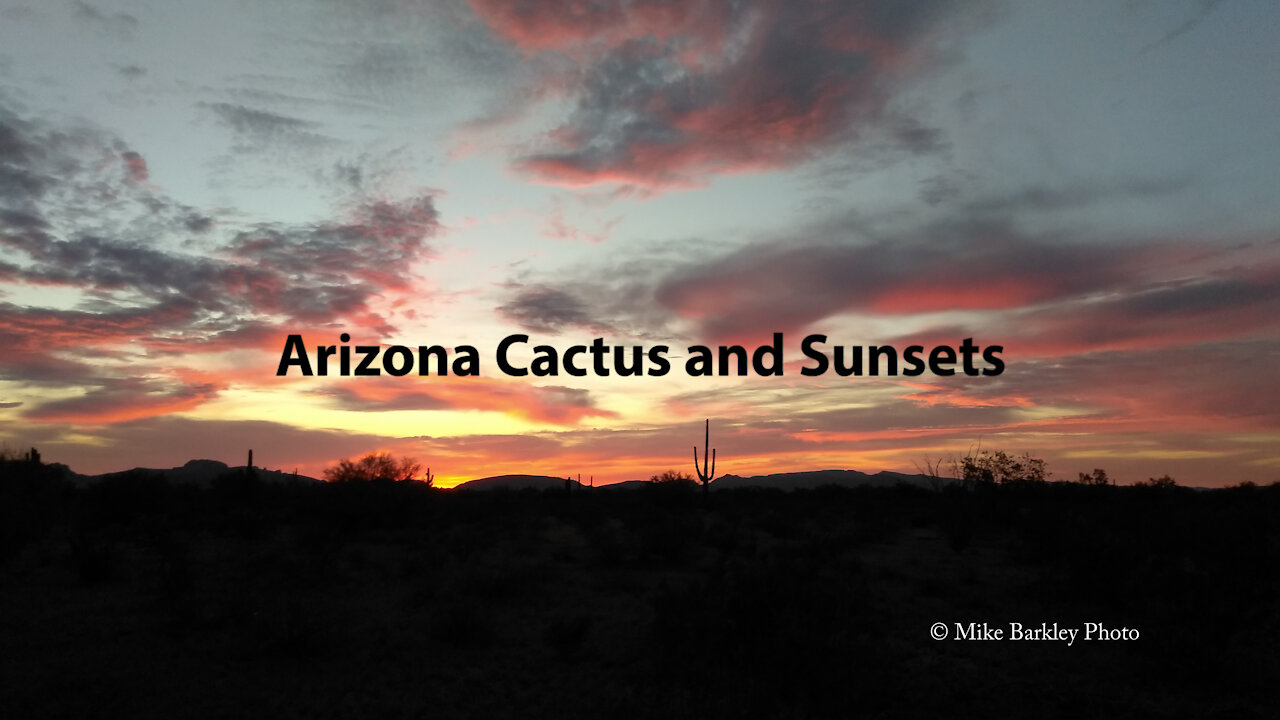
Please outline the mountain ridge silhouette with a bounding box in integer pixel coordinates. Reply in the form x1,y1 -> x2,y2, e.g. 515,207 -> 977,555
56,459 -> 319,486
47,459 -> 938,491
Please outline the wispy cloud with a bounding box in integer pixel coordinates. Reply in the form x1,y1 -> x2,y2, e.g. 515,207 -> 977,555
0,102 -> 442,418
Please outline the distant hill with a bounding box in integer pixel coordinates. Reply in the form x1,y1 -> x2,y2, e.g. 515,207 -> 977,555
595,479 -> 653,492
586,470 -> 940,491
452,474 -> 583,491
711,469 -> 938,491
65,459 -> 319,487
51,461 -> 937,492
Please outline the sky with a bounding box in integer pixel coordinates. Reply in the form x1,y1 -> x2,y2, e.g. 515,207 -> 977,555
1,0 -> 1277,487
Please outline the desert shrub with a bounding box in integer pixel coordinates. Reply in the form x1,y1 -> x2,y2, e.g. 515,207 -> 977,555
649,469 -> 694,484
958,448 -> 1047,486
323,452 -> 425,483
1135,474 -> 1178,488
1076,468 -> 1111,486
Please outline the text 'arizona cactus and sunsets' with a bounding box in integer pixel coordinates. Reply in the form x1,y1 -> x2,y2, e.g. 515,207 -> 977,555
277,333 -> 1005,378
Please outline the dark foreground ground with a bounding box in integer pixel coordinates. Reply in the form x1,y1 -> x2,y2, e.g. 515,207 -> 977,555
2,462 -> 1278,719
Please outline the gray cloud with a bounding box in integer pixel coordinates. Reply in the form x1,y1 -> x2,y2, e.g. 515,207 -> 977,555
204,102 -> 317,136
23,378 -> 222,424
201,102 -> 331,152
317,386 -> 451,413
1140,0 -> 1224,55
468,0 -> 995,186
72,1 -> 139,37
0,102 -> 442,398
499,218 -> 1141,342
497,285 -> 602,334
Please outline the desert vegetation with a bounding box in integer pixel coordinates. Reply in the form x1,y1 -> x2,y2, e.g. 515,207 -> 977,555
322,451 -> 431,484
1,447 -> 1278,719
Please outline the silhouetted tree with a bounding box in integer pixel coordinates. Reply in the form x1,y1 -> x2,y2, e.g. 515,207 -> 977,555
644,470 -> 696,502
914,455 -> 951,491
959,448 -> 1047,486
323,452 -> 425,484
1077,468 -> 1110,486
650,469 -> 694,484
1136,474 -> 1177,488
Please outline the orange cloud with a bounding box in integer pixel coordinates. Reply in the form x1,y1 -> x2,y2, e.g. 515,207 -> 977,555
25,380 -> 225,425
316,374 -> 617,426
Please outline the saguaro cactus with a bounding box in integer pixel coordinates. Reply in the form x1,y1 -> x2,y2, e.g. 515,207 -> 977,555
693,418 -> 716,501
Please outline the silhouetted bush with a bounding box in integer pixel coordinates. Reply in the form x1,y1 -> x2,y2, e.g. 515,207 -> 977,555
959,448 -> 1047,486
323,451 -> 426,483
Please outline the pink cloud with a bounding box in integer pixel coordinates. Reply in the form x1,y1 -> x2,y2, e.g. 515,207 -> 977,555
121,150 -> 148,182
470,0 -> 982,187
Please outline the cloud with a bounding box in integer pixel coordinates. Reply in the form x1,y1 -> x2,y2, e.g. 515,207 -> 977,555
315,375 -> 617,426
947,339 -> 1280,434
959,176 -> 1194,217
468,0 -> 991,187
72,1 -> 139,38
204,102 -> 320,138
540,205 -> 618,244
317,385 -> 452,413
653,223 -> 1132,340
0,112 -> 50,202
1000,264 -> 1280,356
495,194 -> 1280,394
0,189 -> 441,359
201,102 -> 331,153
0,101 -> 442,324
24,378 -> 224,425
497,285 -> 604,334
501,218 -> 1147,342
0,102 -> 446,426
0,302 -> 189,354
1140,0 -> 1224,55
121,150 -> 148,182
230,196 -> 439,292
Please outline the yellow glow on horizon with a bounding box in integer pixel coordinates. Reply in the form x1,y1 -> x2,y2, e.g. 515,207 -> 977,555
191,388 -> 537,436
1061,449 -> 1228,460
56,432 -> 113,447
